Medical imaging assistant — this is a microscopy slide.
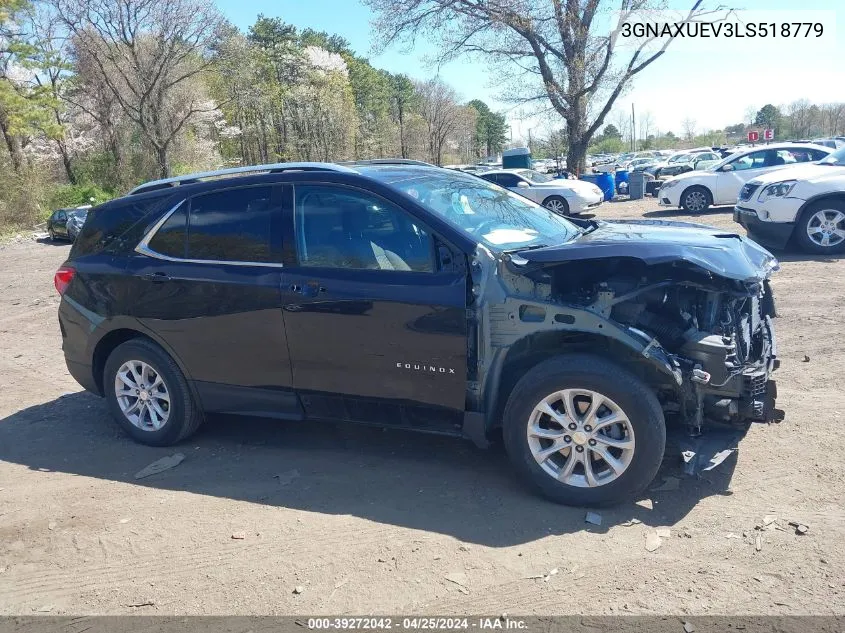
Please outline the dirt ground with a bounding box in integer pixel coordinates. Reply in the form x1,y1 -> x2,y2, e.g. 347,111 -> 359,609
0,198 -> 843,616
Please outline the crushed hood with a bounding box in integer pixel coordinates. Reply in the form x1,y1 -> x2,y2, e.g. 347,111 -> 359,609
515,219 -> 778,282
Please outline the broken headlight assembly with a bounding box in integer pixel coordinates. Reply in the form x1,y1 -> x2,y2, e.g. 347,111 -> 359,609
757,180 -> 797,202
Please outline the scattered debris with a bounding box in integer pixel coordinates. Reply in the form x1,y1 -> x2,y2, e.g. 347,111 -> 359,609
656,527 -> 671,538
651,477 -> 680,492
788,521 -> 809,535
802,355 -> 810,362
763,515 -> 777,526
725,533 -> 742,539
119,518 -> 130,524
274,469 -> 300,486
127,601 -> 155,608
683,621 -> 695,633
48,522 -> 56,531
621,518 -> 642,527
36,606 -> 53,613
444,572 -> 469,593
293,586 -> 304,595
458,545 -> 470,552
755,534 -> 763,552
542,568 -> 559,582
585,511 -> 602,526
635,499 -> 653,510
134,453 -> 185,480
645,532 -> 662,552
231,532 -> 246,540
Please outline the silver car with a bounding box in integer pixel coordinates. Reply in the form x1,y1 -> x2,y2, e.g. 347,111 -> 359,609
479,169 -> 603,215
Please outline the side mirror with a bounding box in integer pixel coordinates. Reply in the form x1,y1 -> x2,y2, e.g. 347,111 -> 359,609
516,181 -> 530,188
720,164 -> 735,172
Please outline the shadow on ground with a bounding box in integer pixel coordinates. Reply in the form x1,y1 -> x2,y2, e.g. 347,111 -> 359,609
0,392 -> 739,546
641,205 -> 735,219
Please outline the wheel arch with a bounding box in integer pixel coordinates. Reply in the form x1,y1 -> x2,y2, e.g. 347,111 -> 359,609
680,183 -> 713,207
795,192 -> 845,220
90,326 -> 196,399
483,329 -> 678,434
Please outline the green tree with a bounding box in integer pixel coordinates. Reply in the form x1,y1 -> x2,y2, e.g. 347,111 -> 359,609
754,104 -> 782,132
467,99 -> 506,158
388,73 -> 416,158
601,124 -> 621,139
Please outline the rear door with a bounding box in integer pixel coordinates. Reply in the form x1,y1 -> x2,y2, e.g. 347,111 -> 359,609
125,184 -> 297,416
279,182 -> 467,426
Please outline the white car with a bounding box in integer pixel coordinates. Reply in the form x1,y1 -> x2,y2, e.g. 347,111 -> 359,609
733,145 -> 845,253
658,143 -> 832,212
479,168 -> 603,215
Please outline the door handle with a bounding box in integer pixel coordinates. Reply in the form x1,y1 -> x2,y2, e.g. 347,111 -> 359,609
142,272 -> 172,282
290,282 -> 326,295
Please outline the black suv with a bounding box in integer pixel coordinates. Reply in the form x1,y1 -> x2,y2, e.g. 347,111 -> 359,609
56,160 -> 779,505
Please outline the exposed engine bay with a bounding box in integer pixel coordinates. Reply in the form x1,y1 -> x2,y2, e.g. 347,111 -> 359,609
547,257 -> 778,430
486,250 -> 779,436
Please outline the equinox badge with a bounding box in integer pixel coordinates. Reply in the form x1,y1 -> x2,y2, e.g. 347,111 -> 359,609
397,362 -> 456,374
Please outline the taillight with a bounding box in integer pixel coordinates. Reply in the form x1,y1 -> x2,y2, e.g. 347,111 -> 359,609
54,266 -> 75,295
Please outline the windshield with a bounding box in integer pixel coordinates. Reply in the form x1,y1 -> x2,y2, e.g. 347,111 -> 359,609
819,146 -> 845,166
516,169 -> 553,183
68,209 -> 88,219
384,170 -> 580,250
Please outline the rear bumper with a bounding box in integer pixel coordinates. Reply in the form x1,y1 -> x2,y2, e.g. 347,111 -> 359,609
734,206 -> 794,250
59,297 -> 102,395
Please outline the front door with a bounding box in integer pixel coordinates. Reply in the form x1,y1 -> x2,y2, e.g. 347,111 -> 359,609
125,184 -> 298,416
280,183 -> 467,424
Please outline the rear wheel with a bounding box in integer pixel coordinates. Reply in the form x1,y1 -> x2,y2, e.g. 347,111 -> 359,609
681,186 -> 711,213
795,201 -> 845,254
104,339 -> 203,446
543,195 -> 570,215
502,354 -> 665,506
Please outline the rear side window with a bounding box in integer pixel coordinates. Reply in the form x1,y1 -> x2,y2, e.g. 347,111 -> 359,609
147,204 -> 187,258
71,196 -> 172,258
186,186 -> 278,262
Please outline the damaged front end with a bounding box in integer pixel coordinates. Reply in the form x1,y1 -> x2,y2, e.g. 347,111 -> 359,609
494,220 -> 781,438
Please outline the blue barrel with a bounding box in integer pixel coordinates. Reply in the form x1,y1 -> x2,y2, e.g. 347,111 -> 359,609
615,169 -> 629,194
581,172 -> 615,201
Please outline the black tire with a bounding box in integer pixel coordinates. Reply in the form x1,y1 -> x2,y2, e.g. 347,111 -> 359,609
794,200 -> 845,254
680,185 -> 711,213
103,338 -> 203,446
542,195 -> 570,215
502,354 -> 665,506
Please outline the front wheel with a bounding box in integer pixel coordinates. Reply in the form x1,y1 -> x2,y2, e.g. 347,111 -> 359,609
543,195 -> 570,215
681,186 -> 711,213
104,339 -> 203,446
794,201 -> 845,254
502,354 -> 665,506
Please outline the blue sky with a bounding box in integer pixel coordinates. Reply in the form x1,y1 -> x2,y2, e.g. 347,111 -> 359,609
215,0 -> 845,142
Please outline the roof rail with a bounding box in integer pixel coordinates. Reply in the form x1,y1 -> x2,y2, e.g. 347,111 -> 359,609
128,161 -> 357,195
339,159 -> 437,167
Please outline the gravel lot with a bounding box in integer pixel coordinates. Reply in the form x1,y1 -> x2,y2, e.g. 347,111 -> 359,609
1,197 -> 843,615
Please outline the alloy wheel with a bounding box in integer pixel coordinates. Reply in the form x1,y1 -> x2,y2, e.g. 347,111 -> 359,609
544,199 -> 567,214
806,209 -> 845,248
526,389 -> 635,487
684,190 -> 707,212
114,360 -> 171,431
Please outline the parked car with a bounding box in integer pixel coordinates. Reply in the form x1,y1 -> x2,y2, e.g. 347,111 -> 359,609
55,160 -> 780,506
47,206 -> 91,241
478,168 -> 603,215
810,138 -> 845,150
734,144 -> 845,253
653,151 -> 722,179
658,143 -> 832,212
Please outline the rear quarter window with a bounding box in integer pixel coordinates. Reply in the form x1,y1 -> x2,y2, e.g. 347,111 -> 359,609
70,193 -> 178,258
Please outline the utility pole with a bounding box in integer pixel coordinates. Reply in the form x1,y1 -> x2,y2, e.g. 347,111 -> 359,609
631,103 -> 636,152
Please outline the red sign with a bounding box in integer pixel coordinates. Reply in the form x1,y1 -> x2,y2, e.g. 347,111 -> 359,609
763,128 -> 774,141
747,131 -> 759,142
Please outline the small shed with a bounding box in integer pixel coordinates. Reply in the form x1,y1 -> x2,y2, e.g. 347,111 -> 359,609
502,146 -> 531,169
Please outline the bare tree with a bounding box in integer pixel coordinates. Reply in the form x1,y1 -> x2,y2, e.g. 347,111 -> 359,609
415,77 -> 464,165
53,0 -> 223,177
366,0 -> 717,174
819,102 -> 845,137
638,110 -> 654,145
787,99 -> 813,139
681,117 -> 696,143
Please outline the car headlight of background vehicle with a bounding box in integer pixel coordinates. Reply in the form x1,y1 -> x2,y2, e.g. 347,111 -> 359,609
757,180 -> 797,202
